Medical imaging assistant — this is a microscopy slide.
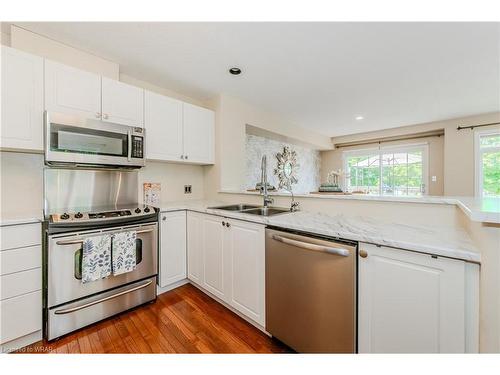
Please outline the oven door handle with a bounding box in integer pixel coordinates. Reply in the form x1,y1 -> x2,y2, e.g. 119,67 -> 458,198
55,228 -> 154,245
53,279 -> 153,315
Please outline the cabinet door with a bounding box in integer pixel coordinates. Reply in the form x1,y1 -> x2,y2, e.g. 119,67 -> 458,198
144,91 -> 183,161
1,46 -> 44,151
182,103 -> 215,164
159,211 -> 187,287
226,219 -> 265,326
101,77 -> 144,127
45,60 -> 101,119
358,243 -> 466,353
187,212 -> 203,284
202,214 -> 227,300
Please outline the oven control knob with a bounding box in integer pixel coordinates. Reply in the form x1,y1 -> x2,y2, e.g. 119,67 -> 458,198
134,208 -> 141,214
60,213 -> 70,220
144,207 -> 150,213
75,212 -> 83,219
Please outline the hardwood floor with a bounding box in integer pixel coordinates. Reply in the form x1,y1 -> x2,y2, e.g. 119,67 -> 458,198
18,284 -> 291,354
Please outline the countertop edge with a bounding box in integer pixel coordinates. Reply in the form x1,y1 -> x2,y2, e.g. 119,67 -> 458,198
158,202 -> 481,263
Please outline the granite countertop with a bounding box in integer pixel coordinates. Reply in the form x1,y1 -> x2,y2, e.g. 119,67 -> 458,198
220,190 -> 500,224
0,210 -> 44,227
157,200 -> 480,263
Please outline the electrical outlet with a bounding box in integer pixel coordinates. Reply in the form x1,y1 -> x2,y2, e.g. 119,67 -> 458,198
184,185 -> 192,194
432,176 -> 437,182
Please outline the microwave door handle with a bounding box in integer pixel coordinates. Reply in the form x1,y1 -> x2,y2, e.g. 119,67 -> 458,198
127,130 -> 132,161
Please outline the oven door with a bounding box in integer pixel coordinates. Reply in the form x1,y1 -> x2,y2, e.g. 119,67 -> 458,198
47,222 -> 157,308
45,111 -> 145,168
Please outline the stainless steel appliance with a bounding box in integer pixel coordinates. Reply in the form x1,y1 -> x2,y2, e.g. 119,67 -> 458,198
43,169 -> 158,340
45,111 -> 145,169
265,228 -> 357,353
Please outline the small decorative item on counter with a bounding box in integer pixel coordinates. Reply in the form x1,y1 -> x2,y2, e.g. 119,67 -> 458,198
143,183 -> 161,205
318,169 -> 346,192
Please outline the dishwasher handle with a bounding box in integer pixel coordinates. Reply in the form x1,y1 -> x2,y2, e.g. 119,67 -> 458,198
271,234 -> 350,257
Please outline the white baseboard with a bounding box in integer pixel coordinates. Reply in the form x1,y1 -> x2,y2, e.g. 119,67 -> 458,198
1,330 -> 42,353
156,278 -> 190,295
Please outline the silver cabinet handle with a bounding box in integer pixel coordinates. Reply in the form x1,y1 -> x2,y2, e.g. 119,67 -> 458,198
56,228 -> 154,245
272,234 -> 350,257
54,280 -> 153,315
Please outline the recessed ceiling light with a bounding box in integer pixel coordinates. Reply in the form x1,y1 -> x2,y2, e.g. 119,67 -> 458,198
355,116 -> 364,120
229,67 -> 242,75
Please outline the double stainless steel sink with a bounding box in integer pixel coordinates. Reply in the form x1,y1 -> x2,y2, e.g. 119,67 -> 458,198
208,204 -> 291,217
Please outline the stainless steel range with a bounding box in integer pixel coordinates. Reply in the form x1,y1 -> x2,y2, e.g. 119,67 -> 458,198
43,169 -> 158,340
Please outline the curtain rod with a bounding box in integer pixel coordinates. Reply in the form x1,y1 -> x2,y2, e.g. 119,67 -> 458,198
457,122 -> 500,131
334,131 -> 444,149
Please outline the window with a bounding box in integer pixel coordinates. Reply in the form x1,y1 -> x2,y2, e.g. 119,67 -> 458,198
475,130 -> 500,197
344,144 -> 428,196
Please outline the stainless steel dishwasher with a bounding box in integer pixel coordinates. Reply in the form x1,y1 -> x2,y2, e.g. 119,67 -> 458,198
265,228 -> 357,353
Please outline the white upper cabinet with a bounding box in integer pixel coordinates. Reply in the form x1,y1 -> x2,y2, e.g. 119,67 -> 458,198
144,91 -> 183,161
45,60 -> 102,119
159,211 -> 187,288
358,243 -> 467,353
183,103 -> 215,164
45,60 -> 144,127
144,96 -> 215,165
101,77 -> 144,127
1,46 -> 44,151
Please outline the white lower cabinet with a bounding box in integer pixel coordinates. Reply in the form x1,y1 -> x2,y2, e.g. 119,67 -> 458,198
201,214 -> 227,300
225,219 -> 265,326
186,212 -> 265,326
159,211 -> 187,288
358,242 -> 478,353
0,223 -> 42,351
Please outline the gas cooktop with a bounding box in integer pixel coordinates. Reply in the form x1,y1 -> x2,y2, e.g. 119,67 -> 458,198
48,204 -> 158,226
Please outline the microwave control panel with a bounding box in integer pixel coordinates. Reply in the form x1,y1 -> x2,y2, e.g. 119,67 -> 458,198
131,135 -> 144,158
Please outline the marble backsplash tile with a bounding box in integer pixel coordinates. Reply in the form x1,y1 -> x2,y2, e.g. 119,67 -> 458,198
245,134 -> 321,194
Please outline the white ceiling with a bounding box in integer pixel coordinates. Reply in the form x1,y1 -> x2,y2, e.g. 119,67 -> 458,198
8,22 -> 500,137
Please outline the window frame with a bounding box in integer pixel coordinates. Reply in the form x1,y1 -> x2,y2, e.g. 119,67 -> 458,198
474,129 -> 500,197
342,143 -> 429,196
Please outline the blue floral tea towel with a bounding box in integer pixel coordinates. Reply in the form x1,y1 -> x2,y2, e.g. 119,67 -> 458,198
112,231 -> 137,275
82,235 -> 112,283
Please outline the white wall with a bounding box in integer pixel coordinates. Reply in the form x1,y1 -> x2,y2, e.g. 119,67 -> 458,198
0,152 -> 44,214
10,25 -> 119,79
458,211 -> 500,353
137,161 -> 205,203
204,94 -> 332,194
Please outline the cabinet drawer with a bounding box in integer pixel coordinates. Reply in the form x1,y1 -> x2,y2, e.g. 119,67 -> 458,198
0,245 -> 41,275
0,290 -> 42,344
1,268 -> 42,300
0,223 -> 41,251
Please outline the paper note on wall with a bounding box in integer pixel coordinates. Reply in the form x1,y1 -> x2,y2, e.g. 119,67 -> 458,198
143,183 -> 161,205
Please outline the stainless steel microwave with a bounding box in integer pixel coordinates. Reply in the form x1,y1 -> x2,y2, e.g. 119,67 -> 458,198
45,111 -> 145,169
